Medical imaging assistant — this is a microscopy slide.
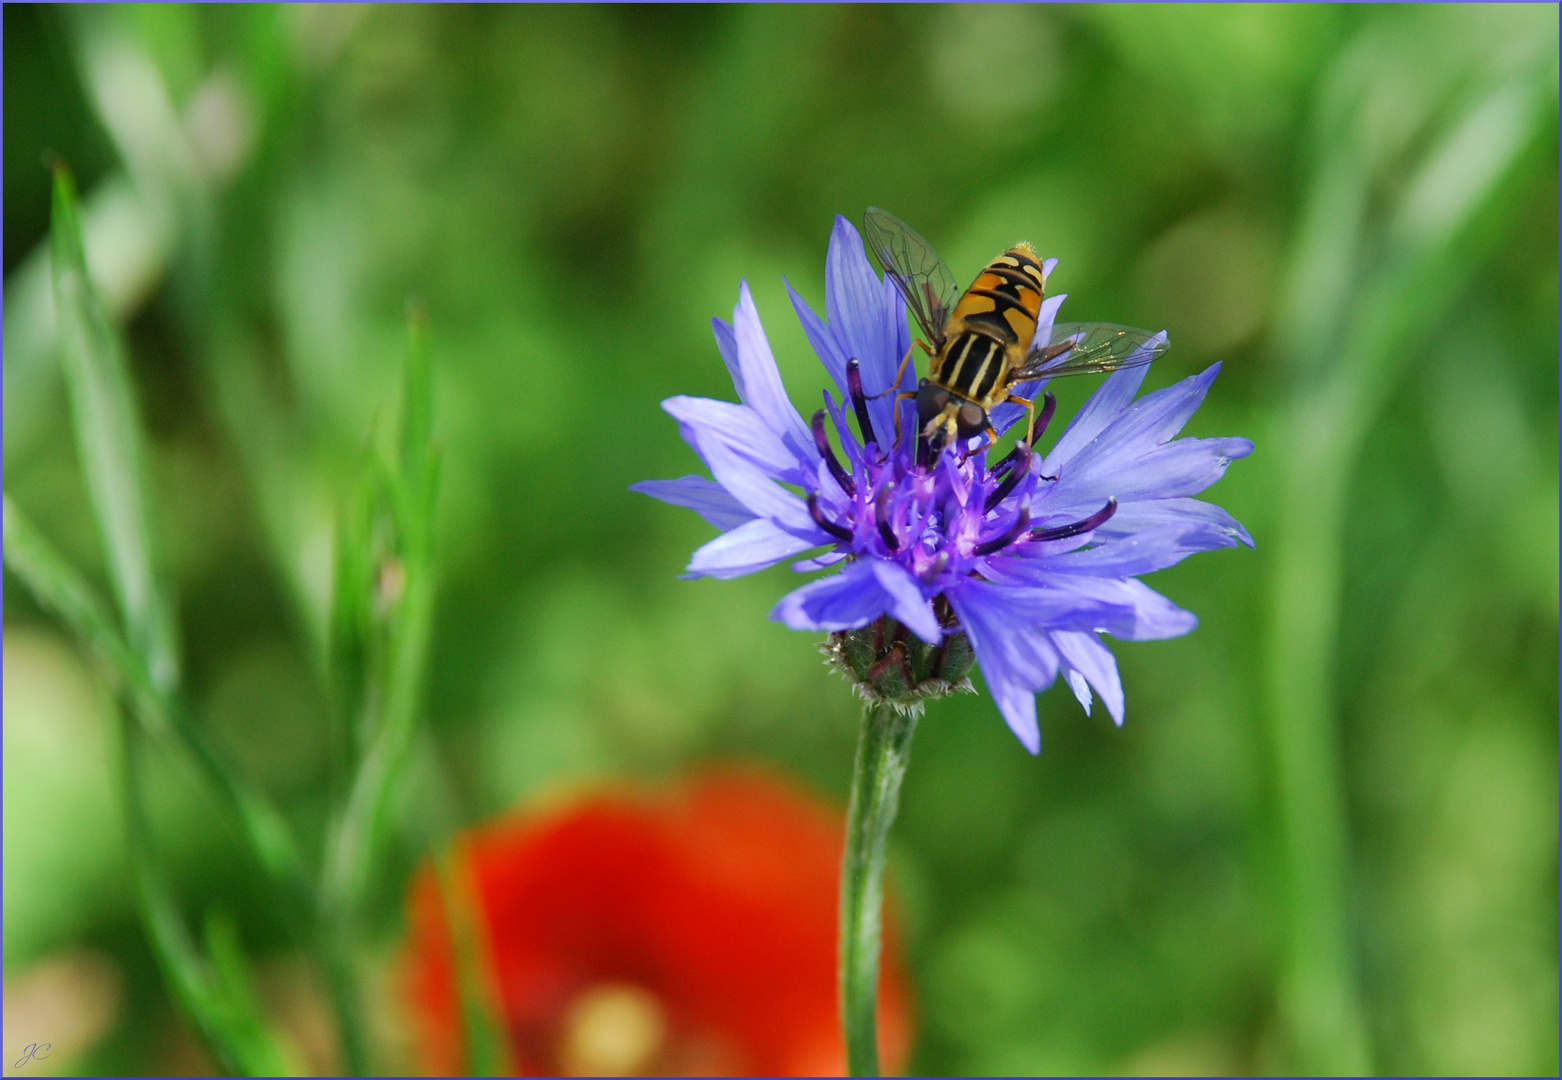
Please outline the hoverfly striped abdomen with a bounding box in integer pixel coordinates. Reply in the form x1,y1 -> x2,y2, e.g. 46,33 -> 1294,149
948,246 -> 1048,346
931,244 -> 1046,421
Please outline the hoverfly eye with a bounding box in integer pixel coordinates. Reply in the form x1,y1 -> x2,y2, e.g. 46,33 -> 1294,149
958,402 -> 986,432
916,383 -> 951,424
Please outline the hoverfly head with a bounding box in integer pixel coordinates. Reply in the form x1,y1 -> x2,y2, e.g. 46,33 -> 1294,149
915,380 -> 951,435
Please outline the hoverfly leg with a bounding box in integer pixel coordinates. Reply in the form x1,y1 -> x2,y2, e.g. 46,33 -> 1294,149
890,390 -> 916,449
867,343 -> 920,400
960,426 -> 1001,465
1004,393 -> 1036,447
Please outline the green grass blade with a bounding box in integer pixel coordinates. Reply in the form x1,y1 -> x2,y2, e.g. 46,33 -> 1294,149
318,309 -> 443,1074
399,300 -> 436,524
323,309 -> 441,913
4,493 -> 169,736
120,719 -> 292,1078
328,458 -> 377,768
49,162 -> 180,695
203,911 -> 300,1076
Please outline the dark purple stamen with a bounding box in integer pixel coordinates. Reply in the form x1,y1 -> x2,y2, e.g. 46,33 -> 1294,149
807,493 -> 852,542
1029,497 -> 1117,543
1028,391 -> 1057,445
874,484 -> 899,551
985,442 -> 1032,512
973,507 -> 1032,557
811,410 -> 855,497
845,359 -> 877,448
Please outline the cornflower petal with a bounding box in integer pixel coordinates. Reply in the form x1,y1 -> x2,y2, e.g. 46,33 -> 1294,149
694,425 -> 817,535
1048,435 -> 1254,507
1100,497 -> 1254,549
825,217 -> 896,392
772,560 -> 893,633
1049,362 -> 1223,478
711,315 -> 747,401
1023,576 -> 1199,641
1052,630 -> 1125,726
822,389 -> 864,462
733,281 -> 817,462
630,476 -> 756,531
1039,363 -> 1152,473
947,581 -> 1063,753
1039,523 -> 1227,577
870,561 -> 942,645
786,279 -> 851,404
688,517 -> 822,580
793,550 -> 849,573
882,274 -> 913,391
663,396 -> 797,478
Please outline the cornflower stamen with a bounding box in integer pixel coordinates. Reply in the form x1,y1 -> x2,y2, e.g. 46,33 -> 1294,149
1028,391 -> 1058,446
985,442 -> 1032,512
1029,497 -> 1117,543
973,508 -> 1033,556
845,359 -> 877,449
812,410 -> 855,497
874,484 -> 899,551
807,493 -> 853,542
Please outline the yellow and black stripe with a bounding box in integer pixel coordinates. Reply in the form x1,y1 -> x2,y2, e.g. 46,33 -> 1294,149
938,331 -> 1005,400
932,243 -> 1047,406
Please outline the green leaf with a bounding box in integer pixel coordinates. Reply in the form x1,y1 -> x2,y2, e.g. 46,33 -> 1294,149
120,720 -> 292,1078
399,299 -> 436,522
328,454 -> 377,767
4,494 -> 169,737
203,911 -> 300,1077
322,308 -> 440,919
49,162 -> 179,694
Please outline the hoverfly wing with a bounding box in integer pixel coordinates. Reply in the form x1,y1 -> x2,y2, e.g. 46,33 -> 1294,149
863,206 -> 960,345
1014,322 -> 1169,381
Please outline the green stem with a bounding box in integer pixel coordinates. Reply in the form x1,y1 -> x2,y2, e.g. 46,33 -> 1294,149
120,712 -> 291,1077
839,699 -> 919,1078
318,919 -> 371,1076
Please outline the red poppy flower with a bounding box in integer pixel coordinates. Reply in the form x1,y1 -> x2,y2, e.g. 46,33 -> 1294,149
404,767 -> 913,1076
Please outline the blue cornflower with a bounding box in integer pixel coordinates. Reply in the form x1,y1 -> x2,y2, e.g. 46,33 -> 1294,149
634,216 -> 1252,753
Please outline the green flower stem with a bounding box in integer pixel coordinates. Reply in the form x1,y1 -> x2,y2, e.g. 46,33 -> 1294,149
840,698 -> 919,1078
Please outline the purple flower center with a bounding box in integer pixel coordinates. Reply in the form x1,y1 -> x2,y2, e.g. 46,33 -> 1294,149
803,372 -> 1116,591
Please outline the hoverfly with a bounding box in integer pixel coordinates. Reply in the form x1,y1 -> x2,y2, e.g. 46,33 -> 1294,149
863,206 -> 1168,460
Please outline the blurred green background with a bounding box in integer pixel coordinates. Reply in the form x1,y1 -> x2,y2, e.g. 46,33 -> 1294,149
3,3 -> 1556,1076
